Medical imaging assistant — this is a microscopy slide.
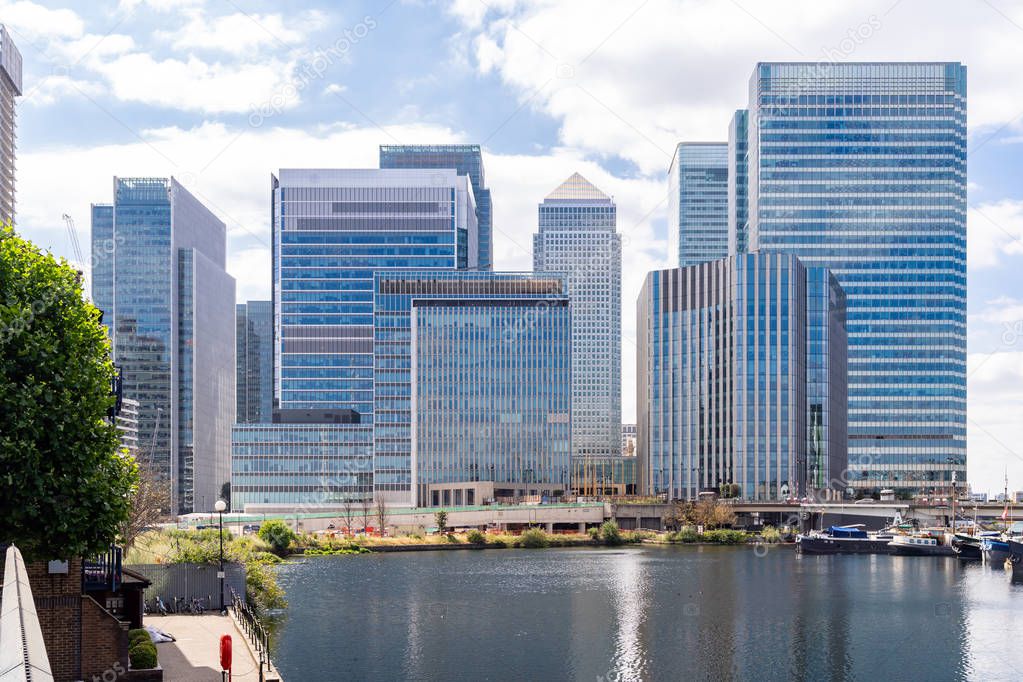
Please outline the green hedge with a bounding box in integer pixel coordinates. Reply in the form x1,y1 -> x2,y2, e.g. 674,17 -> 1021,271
129,640 -> 158,670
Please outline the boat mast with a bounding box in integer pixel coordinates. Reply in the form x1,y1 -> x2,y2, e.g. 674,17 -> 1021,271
951,470 -> 957,534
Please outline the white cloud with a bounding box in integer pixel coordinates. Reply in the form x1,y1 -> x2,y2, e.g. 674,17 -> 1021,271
155,10 -> 323,55
448,0 -> 1023,172
968,200 -> 1023,270
968,352 -> 1023,493
0,1 -> 84,41
90,52 -> 301,114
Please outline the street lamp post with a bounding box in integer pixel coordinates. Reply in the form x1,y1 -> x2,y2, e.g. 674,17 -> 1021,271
214,499 -> 227,614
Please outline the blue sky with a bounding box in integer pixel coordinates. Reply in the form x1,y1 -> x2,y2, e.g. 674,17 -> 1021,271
9,0 -> 1023,493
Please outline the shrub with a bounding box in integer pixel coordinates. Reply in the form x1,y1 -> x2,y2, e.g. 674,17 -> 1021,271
701,529 -> 747,545
258,520 -> 297,555
246,560 -> 286,611
444,533 -> 461,544
586,527 -> 600,541
600,520 -> 623,546
519,527 -> 549,548
761,526 -> 782,543
466,529 -> 486,545
128,629 -> 151,646
129,640 -> 158,670
434,510 -> 448,533
669,527 -> 699,543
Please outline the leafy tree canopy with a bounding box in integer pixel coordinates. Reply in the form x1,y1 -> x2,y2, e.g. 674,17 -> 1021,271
0,225 -> 137,561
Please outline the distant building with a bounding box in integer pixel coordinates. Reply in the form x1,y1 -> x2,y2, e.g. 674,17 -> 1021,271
637,253 -> 847,501
116,397 -> 140,458
1015,491 -> 1023,504
572,455 -> 637,497
0,25 -> 21,224
236,301 -> 273,423
668,142 -> 729,267
231,410 -> 373,512
374,271 -> 572,507
621,424 -> 637,457
91,177 -> 236,515
534,173 -> 621,459
726,110 -> 748,255
271,168 -> 480,420
379,144 -> 494,270
970,492 -> 988,503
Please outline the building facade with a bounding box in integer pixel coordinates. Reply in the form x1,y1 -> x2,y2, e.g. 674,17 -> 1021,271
271,168 -> 479,419
621,423 -> 637,457
91,177 -> 236,514
668,143 -> 729,267
741,62 -> 967,494
236,300 -> 273,423
533,173 -> 621,459
379,144 -> 493,270
0,26 -> 21,225
374,271 -> 571,507
637,253 -> 847,501
231,411 -> 373,512
727,110 -> 749,255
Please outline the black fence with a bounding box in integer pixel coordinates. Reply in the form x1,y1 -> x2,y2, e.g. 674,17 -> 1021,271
127,562 -> 246,610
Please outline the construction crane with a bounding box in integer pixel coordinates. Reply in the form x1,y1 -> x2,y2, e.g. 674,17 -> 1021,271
62,213 -> 88,295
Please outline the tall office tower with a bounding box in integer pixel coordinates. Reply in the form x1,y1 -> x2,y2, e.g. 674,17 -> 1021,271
374,271 -> 571,507
379,144 -> 493,270
727,110 -> 749,255
91,177 -> 236,515
236,300 -> 273,423
668,143 -> 729,267
0,26 -> 21,225
533,173 -> 621,459
271,168 -> 479,420
744,63 -> 967,495
637,253 -> 847,501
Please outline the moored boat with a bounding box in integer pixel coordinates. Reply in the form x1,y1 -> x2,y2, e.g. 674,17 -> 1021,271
951,534 -> 983,560
890,534 -> 955,557
982,536 -> 1012,564
796,525 -> 892,555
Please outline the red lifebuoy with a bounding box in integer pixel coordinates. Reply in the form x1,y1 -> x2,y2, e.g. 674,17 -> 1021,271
220,634 -> 232,671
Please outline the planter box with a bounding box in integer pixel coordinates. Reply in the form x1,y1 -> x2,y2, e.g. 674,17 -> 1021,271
125,664 -> 164,681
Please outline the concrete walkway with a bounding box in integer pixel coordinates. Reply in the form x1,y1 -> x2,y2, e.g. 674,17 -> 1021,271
149,614 -> 263,681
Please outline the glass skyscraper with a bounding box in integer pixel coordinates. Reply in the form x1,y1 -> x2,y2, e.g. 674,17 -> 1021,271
0,25 -> 21,225
91,177 -> 236,514
637,253 -> 847,501
740,62 -> 967,494
533,173 -> 621,459
379,144 -> 493,270
727,110 -> 749,255
271,168 -> 480,420
236,300 -> 273,423
668,143 -> 729,267
374,271 -> 571,507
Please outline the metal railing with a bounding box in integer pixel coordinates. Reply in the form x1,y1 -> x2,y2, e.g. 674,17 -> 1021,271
229,586 -> 271,682
83,545 -> 122,591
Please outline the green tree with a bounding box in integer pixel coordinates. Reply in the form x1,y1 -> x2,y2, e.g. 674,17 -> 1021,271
258,519 -> 296,555
434,510 -> 448,534
0,225 -> 137,561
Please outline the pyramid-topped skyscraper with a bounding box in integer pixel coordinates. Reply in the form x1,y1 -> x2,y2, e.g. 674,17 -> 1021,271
534,173 -> 621,460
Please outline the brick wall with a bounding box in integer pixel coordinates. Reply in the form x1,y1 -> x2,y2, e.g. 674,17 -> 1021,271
3,558 -> 131,682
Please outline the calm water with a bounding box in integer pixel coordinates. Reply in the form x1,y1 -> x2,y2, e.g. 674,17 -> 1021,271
269,546 -> 1023,681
